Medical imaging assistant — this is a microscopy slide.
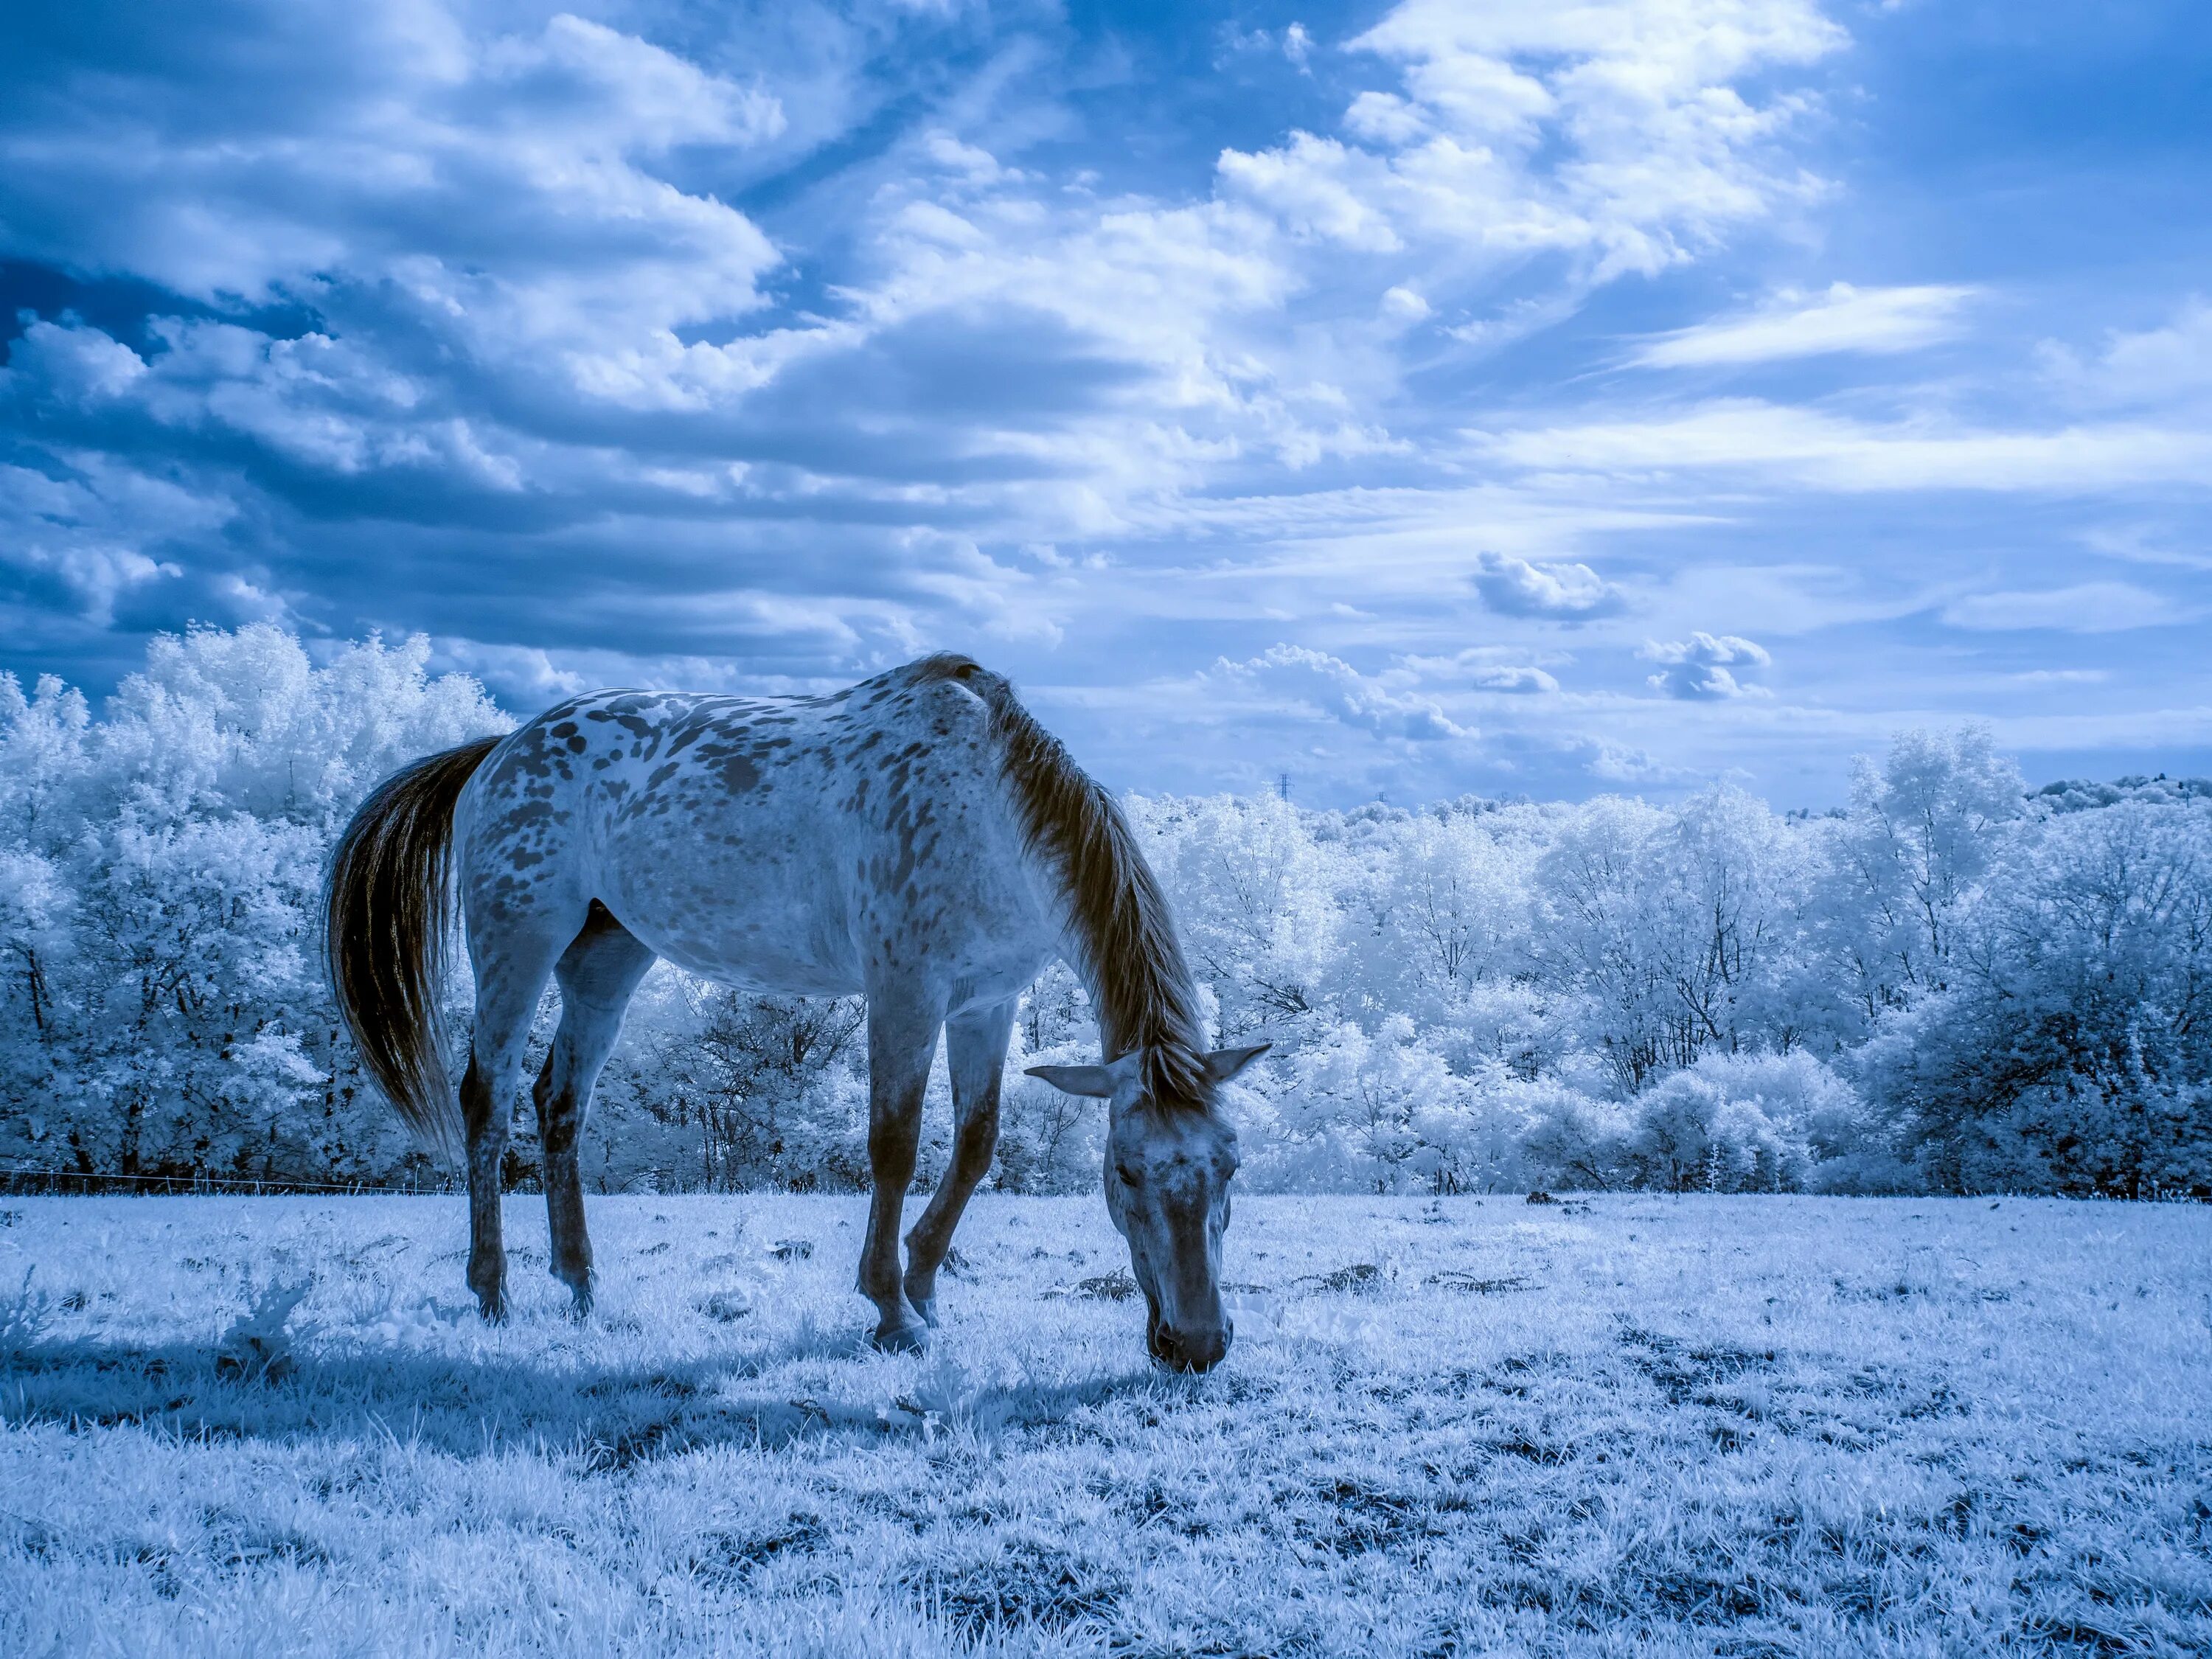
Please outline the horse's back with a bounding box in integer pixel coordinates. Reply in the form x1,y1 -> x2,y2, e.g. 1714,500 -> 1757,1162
455,666 -> 1053,1002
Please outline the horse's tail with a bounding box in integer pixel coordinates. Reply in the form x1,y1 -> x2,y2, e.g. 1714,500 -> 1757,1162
324,735 -> 502,1162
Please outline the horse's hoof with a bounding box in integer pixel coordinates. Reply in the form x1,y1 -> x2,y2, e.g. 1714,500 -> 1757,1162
871,1318 -> 930,1354
564,1286 -> 594,1321
474,1290 -> 508,1324
909,1293 -> 940,1329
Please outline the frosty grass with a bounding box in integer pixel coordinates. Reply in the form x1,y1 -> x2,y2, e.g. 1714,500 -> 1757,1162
2,1193 -> 2208,1657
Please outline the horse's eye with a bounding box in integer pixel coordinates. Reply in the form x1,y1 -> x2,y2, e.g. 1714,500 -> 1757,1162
1116,1164 -> 1142,1187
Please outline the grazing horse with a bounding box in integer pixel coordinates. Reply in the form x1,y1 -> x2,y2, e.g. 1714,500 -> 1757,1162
324,653 -> 1266,1370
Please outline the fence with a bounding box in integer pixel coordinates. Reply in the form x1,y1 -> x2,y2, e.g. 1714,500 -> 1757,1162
0,1164 -> 456,1197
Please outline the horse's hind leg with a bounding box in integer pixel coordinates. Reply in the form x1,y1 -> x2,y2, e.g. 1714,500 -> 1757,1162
535,902 -> 655,1315
860,981 -> 945,1352
461,910 -> 572,1322
903,995 -> 1017,1326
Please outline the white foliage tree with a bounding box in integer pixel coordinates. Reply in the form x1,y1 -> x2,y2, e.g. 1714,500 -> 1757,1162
2,625 -> 2205,1199
1862,801 -> 2212,1196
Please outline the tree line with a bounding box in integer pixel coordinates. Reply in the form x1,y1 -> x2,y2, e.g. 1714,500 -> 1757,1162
4,625 -> 2207,1198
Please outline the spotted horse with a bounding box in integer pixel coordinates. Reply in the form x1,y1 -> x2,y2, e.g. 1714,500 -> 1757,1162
324,654 -> 1265,1371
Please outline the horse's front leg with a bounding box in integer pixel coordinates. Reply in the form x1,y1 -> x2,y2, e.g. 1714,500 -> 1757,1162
904,997 -> 1017,1326
860,986 -> 942,1352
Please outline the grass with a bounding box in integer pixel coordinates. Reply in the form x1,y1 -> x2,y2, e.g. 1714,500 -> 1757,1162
1,1192 -> 2208,1657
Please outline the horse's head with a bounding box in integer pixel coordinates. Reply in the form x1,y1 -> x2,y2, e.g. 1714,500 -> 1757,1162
1027,1043 -> 1269,1372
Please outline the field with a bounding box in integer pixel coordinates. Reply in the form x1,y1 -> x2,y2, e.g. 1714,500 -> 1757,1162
1,1193 -> 2208,1658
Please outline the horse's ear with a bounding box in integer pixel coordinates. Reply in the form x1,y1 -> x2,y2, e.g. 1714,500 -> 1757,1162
1025,1064 -> 1116,1098
1203,1043 -> 1271,1085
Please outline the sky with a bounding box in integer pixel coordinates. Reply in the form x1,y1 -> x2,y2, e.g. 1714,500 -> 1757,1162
4,0 -> 2211,807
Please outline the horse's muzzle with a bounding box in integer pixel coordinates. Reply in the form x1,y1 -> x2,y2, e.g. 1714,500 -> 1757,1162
1151,1317 -> 1233,1373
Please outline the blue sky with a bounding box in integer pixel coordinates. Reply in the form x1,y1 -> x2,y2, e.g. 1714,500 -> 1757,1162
4,0 -> 2210,806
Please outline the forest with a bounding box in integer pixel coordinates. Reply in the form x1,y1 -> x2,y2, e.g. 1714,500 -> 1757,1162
3,625 -> 2208,1200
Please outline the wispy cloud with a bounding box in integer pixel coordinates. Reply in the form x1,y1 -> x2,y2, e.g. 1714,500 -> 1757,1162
1631,283 -> 1974,367
1398,646 -> 1563,695
1475,403 -> 2212,492
1941,582 -> 2190,633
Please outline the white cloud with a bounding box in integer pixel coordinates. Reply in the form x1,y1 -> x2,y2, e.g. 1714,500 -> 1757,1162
429,639 -> 588,702
1380,285 -> 1432,324
2076,525 -> 2212,571
1396,644 -> 1568,695
1467,663 -> 1560,692
1211,645 -> 1471,740
1470,550 -> 1625,619
1941,582 -> 2189,633
0,0 -> 1862,563
4,319 -> 150,401
1632,282 -> 1974,367
2040,299 -> 2212,409
1642,632 -> 1771,699
1338,0 -> 1845,276
1343,91 -> 1425,145
1475,401 -> 2212,493
1586,740 -> 1677,782
25,0 -> 2202,809
0,10 -> 785,392
0,458 -> 207,622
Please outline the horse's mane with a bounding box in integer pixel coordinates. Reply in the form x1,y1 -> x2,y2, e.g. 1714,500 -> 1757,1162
906,653 -> 1211,1110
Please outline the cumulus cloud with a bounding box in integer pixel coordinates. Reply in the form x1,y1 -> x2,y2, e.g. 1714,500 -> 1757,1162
1641,633 -> 1772,700
1585,740 -> 1677,782
1332,0 -> 1844,276
1470,551 -> 1625,620
0,456 -> 215,622
1211,646 -> 1470,741
1632,283 -> 1975,367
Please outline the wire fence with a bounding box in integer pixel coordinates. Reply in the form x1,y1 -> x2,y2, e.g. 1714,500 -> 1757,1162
0,1164 -> 457,1198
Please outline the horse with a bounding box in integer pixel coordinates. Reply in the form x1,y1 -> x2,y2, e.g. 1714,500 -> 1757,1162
324,653 -> 1267,1371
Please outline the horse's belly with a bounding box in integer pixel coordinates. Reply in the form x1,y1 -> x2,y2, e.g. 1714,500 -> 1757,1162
639,928 -> 861,997
594,822 -> 865,996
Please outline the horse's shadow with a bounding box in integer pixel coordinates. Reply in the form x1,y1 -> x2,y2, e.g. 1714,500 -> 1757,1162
1,1325 -> 1180,1466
